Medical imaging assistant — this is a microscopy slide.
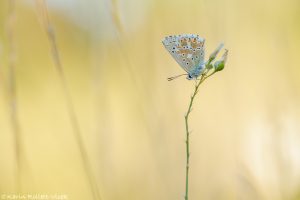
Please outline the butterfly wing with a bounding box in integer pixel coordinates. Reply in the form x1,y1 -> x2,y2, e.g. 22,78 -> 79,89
162,34 -> 205,74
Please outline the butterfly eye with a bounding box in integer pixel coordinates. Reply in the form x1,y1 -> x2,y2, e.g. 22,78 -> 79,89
182,53 -> 185,56
186,62 -> 189,65
196,56 -> 199,58
172,51 -> 175,53
183,58 -> 186,61
191,58 -> 194,60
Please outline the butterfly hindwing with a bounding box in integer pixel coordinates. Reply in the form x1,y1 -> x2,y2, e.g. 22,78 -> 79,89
162,34 -> 205,74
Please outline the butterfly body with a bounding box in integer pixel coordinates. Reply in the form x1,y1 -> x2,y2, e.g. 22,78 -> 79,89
186,62 -> 205,80
162,34 -> 206,80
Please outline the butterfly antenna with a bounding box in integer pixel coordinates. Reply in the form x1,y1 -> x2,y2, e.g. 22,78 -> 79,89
167,74 -> 188,81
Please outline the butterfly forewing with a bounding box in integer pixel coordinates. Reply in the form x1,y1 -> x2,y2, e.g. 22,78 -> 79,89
162,34 -> 205,74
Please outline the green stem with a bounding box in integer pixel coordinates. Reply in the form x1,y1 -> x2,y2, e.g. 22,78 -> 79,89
184,71 -> 215,200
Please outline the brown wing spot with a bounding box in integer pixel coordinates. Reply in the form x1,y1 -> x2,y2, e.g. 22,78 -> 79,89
180,40 -> 188,46
191,41 -> 197,49
178,49 -> 189,55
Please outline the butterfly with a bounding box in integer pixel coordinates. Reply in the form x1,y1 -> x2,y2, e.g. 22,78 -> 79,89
162,34 -> 206,81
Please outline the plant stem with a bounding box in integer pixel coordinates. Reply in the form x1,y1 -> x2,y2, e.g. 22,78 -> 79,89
184,71 -> 215,200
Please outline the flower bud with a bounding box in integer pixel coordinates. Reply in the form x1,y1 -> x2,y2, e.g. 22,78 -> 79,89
206,63 -> 213,70
208,43 -> 224,63
214,49 -> 228,72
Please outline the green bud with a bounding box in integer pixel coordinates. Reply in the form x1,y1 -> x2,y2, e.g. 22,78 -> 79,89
214,61 -> 225,72
213,49 -> 228,72
206,63 -> 213,70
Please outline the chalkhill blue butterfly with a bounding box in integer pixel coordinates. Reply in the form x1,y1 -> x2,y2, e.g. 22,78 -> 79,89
162,34 -> 207,81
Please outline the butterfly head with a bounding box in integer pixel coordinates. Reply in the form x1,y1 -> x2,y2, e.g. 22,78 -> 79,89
187,74 -> 193,80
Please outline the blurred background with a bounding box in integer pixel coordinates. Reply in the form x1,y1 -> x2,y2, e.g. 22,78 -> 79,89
0,0 -> 300,199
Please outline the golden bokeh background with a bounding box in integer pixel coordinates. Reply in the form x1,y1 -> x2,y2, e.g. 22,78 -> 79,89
0,0 -> 300,199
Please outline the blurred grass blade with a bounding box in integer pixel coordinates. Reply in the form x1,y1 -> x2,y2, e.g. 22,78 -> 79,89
34,1 -> 102,199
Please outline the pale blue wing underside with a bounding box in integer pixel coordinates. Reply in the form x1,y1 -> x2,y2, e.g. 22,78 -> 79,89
162,34 -> 205,74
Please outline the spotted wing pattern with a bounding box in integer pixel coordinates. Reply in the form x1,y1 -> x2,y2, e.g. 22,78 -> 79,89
162,34 -> 205,74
